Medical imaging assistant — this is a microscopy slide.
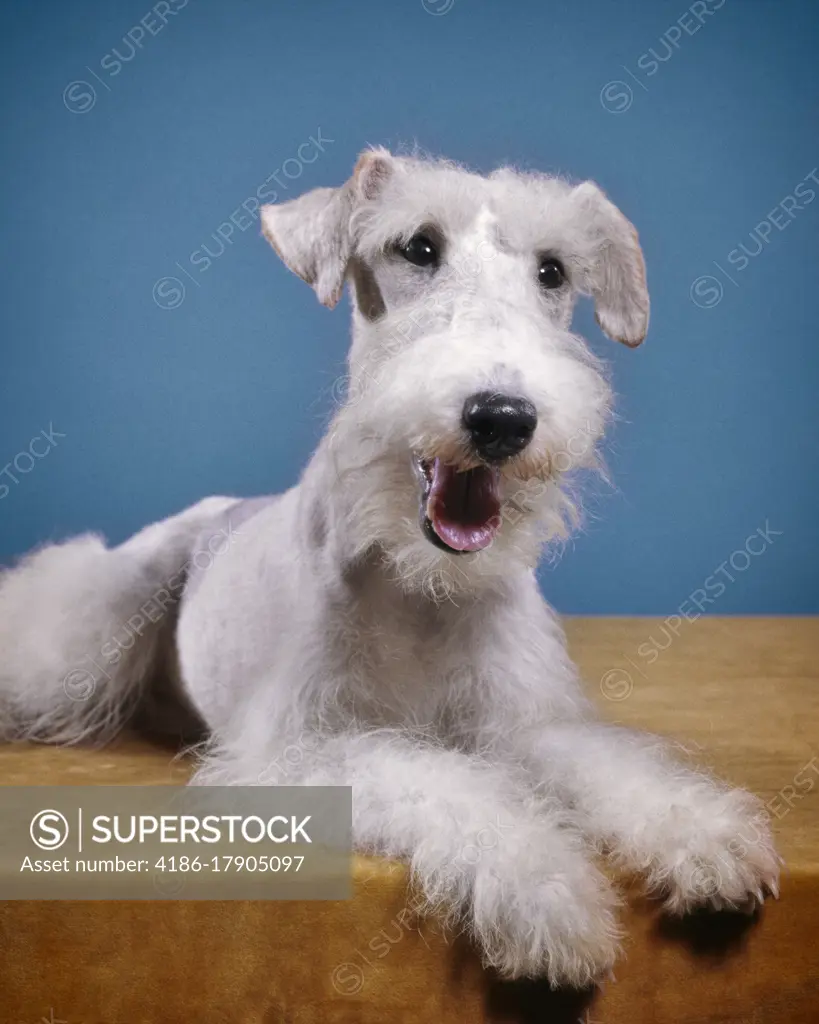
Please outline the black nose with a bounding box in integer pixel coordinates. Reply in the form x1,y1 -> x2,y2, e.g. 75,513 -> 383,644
462,391 -> 538,461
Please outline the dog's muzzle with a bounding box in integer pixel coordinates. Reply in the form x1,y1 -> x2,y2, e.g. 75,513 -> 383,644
414,393 -> 536,555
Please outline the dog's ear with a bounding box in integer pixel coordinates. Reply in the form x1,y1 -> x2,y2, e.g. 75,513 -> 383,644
260,149 -> 394,309
570,182 -> 649,347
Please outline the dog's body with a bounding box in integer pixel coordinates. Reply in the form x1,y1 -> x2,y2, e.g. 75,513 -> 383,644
0,150 -> 778,985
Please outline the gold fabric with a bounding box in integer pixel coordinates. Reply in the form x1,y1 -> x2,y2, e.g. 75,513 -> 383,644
1,618 -> 817,1023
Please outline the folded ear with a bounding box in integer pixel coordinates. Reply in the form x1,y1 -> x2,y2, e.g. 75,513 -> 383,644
570,182 -> 649,347
260,149 -> 394,309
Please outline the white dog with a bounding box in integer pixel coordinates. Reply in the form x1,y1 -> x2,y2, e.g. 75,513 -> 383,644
0,149 -> 779,986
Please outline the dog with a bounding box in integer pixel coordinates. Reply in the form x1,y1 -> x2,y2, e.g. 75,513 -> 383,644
0,148 -> 779,986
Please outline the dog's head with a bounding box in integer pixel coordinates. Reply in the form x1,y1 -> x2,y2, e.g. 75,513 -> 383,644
261,149 -> 648,595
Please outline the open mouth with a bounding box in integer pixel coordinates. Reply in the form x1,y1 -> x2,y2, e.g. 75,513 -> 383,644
416,457 -> 502,554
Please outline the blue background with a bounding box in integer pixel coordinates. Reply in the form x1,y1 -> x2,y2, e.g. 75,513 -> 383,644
1,0 -> 817,614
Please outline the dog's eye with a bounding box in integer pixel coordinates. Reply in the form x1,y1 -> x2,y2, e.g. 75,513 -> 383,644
537,257 -> 566,290
400,234 -> 439,268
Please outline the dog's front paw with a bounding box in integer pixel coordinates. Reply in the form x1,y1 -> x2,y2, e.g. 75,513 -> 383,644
643,785 -> 780,914
471,850 -> 622,986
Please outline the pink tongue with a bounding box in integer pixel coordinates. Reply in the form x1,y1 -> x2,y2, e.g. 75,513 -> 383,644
427,459 -> 502,552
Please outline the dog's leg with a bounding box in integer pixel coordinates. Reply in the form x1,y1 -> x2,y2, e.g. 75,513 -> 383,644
193,730 -> 621,985
513,721 -> 780,912
0,496 -> 237,744
467,589 -> 779,911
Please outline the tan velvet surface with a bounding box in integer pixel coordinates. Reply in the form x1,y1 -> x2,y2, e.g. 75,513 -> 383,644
0,618 -> 817,1023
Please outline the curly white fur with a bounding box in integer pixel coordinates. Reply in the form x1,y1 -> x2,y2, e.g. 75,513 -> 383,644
0,149 -> 778,985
